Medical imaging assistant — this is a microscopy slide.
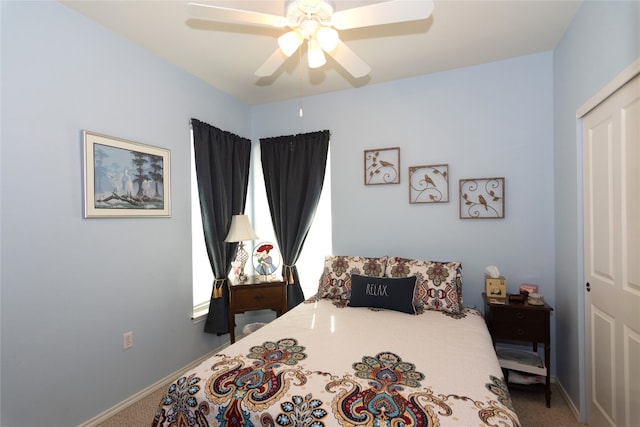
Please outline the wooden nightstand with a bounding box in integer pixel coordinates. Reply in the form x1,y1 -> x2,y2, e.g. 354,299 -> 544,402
228,276 -> 287,343
483,293 -> 554,407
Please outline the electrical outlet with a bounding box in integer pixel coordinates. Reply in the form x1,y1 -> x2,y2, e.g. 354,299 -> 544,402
123,331 -> 133,350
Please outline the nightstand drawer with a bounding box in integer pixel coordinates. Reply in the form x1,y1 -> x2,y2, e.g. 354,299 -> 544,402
228,277 -> 287,344
491,308 -> 547,342
232,285 -> 285,312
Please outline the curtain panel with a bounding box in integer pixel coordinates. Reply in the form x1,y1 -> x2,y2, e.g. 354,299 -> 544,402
191,118 -> 251,335
260,130 -> 330,310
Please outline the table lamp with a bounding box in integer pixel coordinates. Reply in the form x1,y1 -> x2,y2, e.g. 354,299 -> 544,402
224,214 -> 258,282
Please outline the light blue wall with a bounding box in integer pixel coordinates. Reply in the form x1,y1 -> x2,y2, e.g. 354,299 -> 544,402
553,0 -> 640,421
253,52 -> 556,315
2,0 -> 636,425
1,1 -> 251,426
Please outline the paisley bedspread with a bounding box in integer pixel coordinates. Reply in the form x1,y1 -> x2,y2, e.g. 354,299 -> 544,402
152,299 -> 520,426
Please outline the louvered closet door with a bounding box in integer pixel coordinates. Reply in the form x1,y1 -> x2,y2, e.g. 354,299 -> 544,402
583,73 -> 640,427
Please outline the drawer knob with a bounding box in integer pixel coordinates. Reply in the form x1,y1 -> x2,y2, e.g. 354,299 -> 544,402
517,328 -> 525,336
516,312 -> 524,320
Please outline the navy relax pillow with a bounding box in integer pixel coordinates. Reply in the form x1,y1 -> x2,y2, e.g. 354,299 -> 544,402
349,274 -> 417,314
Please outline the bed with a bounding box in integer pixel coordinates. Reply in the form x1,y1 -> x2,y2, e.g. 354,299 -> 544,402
152,256 -> 521,427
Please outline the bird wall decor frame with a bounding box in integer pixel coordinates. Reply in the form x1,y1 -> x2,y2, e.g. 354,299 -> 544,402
409,164 -> 449,204
364,147 -> 400,185
459,177 -> 505,219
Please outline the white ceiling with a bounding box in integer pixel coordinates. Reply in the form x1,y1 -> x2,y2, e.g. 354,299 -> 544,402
59,0 -> 582,106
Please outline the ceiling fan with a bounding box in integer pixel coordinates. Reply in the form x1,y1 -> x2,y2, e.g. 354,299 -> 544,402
187,0 -> 434,78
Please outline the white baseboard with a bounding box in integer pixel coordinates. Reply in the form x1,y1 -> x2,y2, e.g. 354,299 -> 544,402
552,377 -> 584,424
78,342 -> 229,427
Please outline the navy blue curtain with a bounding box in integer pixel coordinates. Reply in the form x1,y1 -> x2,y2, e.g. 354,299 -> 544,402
260,130 -> 330,310
191,119 -> 252,334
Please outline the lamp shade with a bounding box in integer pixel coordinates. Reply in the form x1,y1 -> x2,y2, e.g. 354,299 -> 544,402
224,215 -> 259,242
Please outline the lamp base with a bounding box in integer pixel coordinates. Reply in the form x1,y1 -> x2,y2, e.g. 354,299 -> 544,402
233,242 -> 250,283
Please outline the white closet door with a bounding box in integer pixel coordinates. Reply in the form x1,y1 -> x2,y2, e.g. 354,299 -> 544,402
583,73 -> 640,427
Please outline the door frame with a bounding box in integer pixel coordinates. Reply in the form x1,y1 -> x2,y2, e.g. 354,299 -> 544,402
577,57 -> 640,424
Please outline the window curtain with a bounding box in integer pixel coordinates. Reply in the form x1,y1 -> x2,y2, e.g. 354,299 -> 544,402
191,118 -> 252,335
260,130 -> 330,310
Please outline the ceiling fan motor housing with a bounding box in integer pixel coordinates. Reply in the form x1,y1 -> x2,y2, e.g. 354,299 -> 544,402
285,0 -> 334,27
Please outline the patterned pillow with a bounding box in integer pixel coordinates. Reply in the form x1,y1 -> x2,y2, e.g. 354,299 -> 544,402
316,255 -> 388,300
385,257 -> 463,314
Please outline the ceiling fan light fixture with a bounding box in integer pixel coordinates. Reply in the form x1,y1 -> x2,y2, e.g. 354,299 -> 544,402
315,27 -> 339,52
307,38 -> 326,68
298,18 -> 320,39
278,30 -> 303,57
190,0 -> 432,79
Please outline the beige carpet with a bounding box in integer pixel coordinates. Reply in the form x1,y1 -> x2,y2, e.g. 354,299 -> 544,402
97,382 -> 585,426
510,383 -> 586,427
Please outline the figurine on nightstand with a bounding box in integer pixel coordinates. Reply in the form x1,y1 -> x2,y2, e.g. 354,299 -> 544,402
255,243 -> 276,276
231,259 -> 243,282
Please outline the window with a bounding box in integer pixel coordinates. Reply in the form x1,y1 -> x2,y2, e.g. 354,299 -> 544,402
295,154 -> 332,298
191,139 -> 331,318
191,131 -> 213,319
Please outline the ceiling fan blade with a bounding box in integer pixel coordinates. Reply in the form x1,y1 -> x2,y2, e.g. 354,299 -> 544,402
326,40 -> 371,78
187,2 -> 287,28
331,0 -> 434,30
255,49 -> 290,77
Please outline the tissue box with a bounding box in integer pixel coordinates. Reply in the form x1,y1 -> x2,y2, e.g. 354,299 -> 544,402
519,284 -> 539,294
485,276 -> 506,299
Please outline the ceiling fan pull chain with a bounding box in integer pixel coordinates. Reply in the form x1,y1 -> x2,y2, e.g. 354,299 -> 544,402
298,47 -> 304,118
